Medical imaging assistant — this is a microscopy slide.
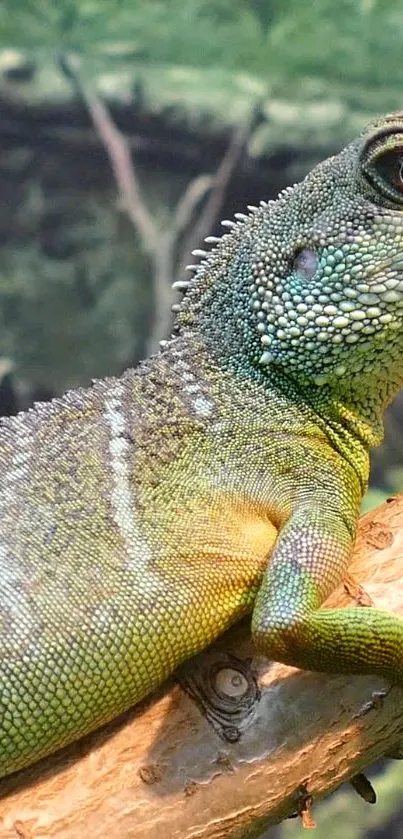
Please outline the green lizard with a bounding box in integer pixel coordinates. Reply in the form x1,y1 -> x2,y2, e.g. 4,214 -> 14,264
1,110 -> 403,779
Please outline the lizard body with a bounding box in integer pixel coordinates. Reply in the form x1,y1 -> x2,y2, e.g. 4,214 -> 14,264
2,112 -> 403,776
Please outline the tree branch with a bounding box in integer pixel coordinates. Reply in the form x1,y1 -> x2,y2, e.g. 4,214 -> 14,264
177,100 -> 263,279
171,174 -> 213,239
58,52 -> 174,358
1,496 -> 403,837
57,52 -> 158,255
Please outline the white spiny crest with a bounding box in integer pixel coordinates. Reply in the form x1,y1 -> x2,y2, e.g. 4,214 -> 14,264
170,199 -> 263,303
172,280 -> 190,292
278,185 -> 296,199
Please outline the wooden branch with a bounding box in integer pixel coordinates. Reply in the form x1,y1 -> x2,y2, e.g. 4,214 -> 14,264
57,52 -> 174,357
1,496 -> 403,838
171,175 -> 213,238
177,100 -> 263,279
57,52 -> 158,255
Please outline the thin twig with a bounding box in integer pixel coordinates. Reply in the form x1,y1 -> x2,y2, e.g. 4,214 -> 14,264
177,99 -> 263,278
172,174 -> 213,237
57,52 -> 158,254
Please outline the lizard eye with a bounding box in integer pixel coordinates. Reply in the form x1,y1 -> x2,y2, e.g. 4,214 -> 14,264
361,130 -> 403,205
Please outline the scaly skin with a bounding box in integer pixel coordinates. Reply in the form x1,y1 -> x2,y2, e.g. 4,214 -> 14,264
2,112 -> 403,777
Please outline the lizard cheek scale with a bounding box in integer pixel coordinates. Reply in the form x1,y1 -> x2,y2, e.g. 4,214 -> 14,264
1,113 -> 403,777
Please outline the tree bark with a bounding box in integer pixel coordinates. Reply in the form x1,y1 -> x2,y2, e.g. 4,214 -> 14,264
1,496 -> 403,839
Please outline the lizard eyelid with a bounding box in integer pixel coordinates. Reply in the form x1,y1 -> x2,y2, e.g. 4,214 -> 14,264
361,128 -> 403,205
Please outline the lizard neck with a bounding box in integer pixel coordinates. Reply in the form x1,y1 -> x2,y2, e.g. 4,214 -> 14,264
298,354 -> 403,452
166,323 -> 372,494
176,226 -> 259,378
280,377 -> 378,492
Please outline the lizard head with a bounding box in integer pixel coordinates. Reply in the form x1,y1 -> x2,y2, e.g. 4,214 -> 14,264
176,112 -> 403,427
249,112 -> 403,397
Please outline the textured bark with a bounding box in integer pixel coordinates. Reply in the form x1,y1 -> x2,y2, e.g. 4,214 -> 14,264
1,496 -> 403,838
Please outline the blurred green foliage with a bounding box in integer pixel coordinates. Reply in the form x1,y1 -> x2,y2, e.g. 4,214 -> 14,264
1,0 -> 403,90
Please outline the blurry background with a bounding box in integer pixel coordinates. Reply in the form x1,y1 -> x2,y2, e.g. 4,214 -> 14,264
0,0 -> 402,835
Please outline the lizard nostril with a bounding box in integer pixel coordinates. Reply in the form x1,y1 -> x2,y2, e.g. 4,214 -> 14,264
293,248 -> 319,280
